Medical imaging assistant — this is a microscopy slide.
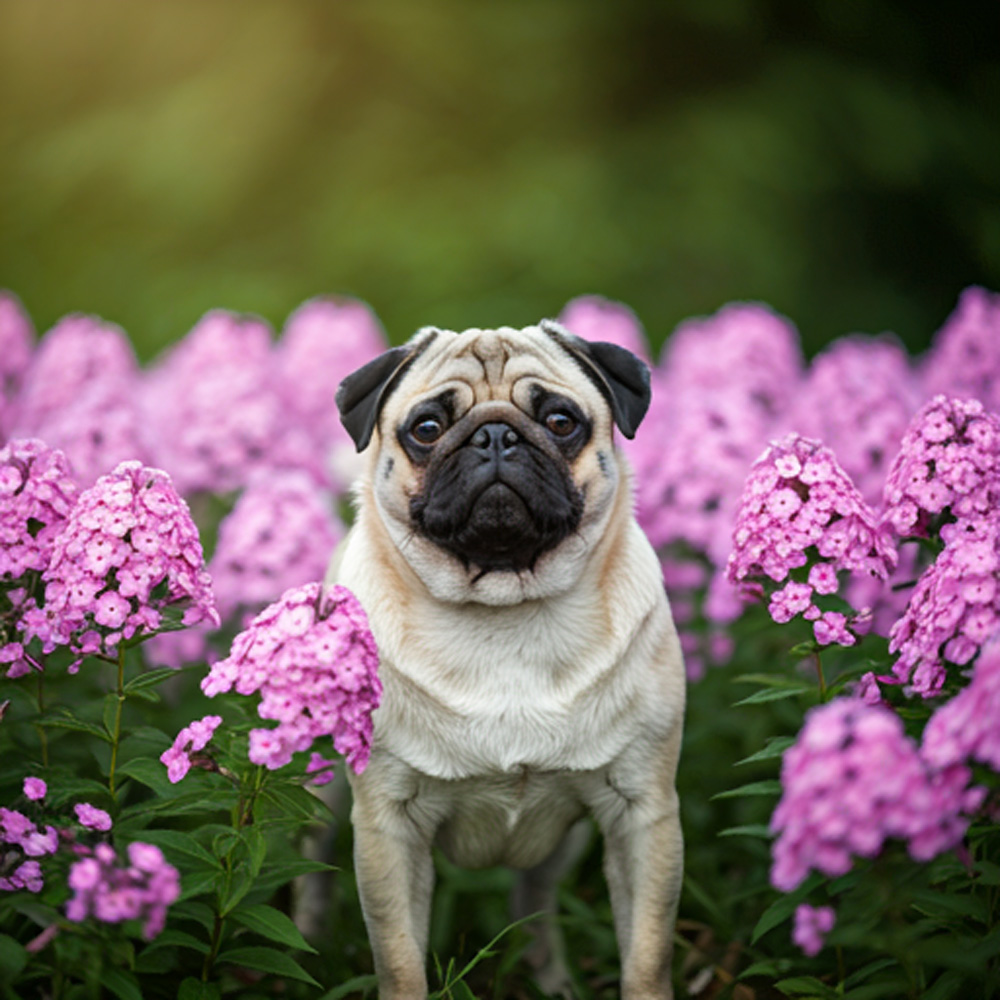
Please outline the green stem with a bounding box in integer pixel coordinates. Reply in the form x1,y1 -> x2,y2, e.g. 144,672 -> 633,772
202,913 -> 225,981
36,664 -> 49,768
814,650 -> 827,702
107,645 -> 126,799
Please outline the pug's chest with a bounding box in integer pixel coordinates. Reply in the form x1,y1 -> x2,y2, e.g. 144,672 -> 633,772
375,653 -> 639,781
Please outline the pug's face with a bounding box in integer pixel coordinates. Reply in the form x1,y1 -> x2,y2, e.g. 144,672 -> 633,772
337,321 -> 650,605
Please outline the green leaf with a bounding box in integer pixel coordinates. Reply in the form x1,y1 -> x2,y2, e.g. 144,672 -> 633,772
750,874 -> 824,944
910,888 -> 989,923
245,825 -> 267,879
718,824 -> 773,839
842,982 -> 912,1000
124,667 -> 182,695
115,757 -> 175,795
318,974 -> 380,999
141,928 -> 211,955
170,900 -> 216,933
253,857 -> 337,895
178,978 -> 222,1000
921,970 -> 965,1000
103,692 -> 121,741
135,829 -> 221,870
733,686 -> 811,707
733,673 -> 809,688
36,710 -> 111,742
775,975 -> 837,997
736,737 -> 796,766
99,966 -> 143,1000
843,957 -> 898,989
120,789 -> 235,822
260,782 -> 325,822
788,641 -> 821,658
0,933 -> 28,980
711,779 -> 783,801
177,868 -> 222,903
217,945 -> 321,987
230,902 -> 317,954
739,959 -> 788,980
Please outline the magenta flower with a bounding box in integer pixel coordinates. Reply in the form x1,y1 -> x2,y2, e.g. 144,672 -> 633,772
20,461 -> 218,659
557,295 -> 651,362
0,807 -> 58,863
888,516 -> 1000,697
922,636 -> 1000,771
66,842 -> 180,939
274,297 -> 388,490
881,395 -> 1000,539
22,777 -> 46,802
788,335 -> 920,506
11,314 -> 138,439
160,714 -> 223,784
0,291 -> 34,437
0,439 -> 79,582
209,471 -> 343,623
141,310 -> 282,496
727,434 -> 896,643
306,752 -> 337,787
202,583 -> 381,774
921,286 -> 1000,413
770,700 -> 984,892
0,859 -> 44,894
792,904 -> 836,957
74,802 -> 112,832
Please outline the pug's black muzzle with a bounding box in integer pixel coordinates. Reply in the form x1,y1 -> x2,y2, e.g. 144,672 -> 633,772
409,403 -> 585,573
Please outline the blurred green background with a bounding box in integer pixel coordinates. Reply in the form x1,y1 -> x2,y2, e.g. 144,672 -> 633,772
1,0 -> 998,361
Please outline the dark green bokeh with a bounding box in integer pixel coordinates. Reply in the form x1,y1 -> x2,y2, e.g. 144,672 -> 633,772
1,0 -> 998,361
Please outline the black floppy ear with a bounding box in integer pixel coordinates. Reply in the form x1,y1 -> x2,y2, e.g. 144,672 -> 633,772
336,345 -> 414,452
541,321 -> 652,438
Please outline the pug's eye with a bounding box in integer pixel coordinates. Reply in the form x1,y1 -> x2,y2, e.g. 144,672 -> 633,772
411,417 -> 444,444
545,412 -> 577,437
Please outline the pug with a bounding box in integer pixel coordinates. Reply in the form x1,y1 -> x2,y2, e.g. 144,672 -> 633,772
329,320 -> 685,999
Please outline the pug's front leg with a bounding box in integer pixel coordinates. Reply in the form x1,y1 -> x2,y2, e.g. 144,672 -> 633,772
351,777 -> 435,1000
595,745 -> 684,999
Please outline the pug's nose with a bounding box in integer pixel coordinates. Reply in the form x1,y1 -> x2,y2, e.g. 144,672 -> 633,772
470,423 -> 520,459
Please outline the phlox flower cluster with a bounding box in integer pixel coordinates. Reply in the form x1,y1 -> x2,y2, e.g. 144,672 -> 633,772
788,335 -> 920,506
0,292 -> 33,436
209,471 -> 344,623
0,806 -> 58,893
11,315 -> 138,441
881,395 -> 1000,539
160,714 -> 222,783
74,802 -> 113,832
20,461 -> 218,660
770,699 -> 984,892
201,583 -> 380,774
66,842 -> 180,940
273,297 -> 388,489
557,295 -> 652,361
727,434 -> 896,645
0,439 -> 79,581
922,636 -> 1000,771
888,516 -> 1000,697
141,310 -> 283,496
792,904 -> 836,957
921,286 -> 1000,413
623,304 -> 804,670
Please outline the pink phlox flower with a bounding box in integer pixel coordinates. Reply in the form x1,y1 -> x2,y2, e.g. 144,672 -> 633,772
306,752 -> 337,786
74,802 -> 112,832
888,516 -> 1000,697
881,396 -> 1000,539
921,286 -> 1000,413
922,635 -> 1000,771
273,297 -> 389,490
727,434 -> 896,639
65,841 -> 180,939
141,310 -> 282,495
202,583 -> 381,774
23,777 -> 46,801
770,700 -> 980,892
0,439 -> 79,583
788,335 -> 920,506
0,807 -> 58,864
813,611 -> 856,647
792,904 -> 836,957
0,859 -> 44,894
160,714 -> 223,784
557,295 -> 652,362
0,291 -> 34,437
11,314 -> 137,438
209,470 -> 343,623
21,461 -> 218,659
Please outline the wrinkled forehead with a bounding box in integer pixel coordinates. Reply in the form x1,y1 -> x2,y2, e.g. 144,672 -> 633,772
389,325 -> 603,415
